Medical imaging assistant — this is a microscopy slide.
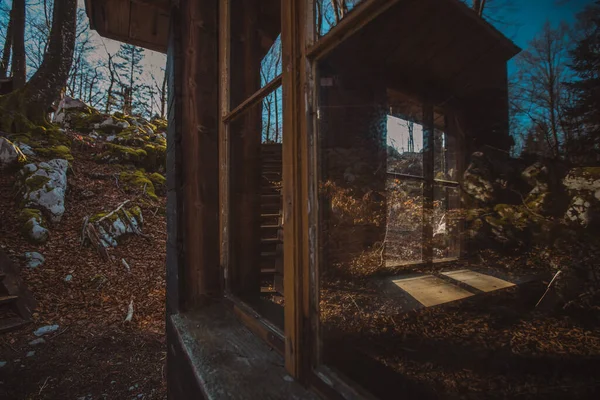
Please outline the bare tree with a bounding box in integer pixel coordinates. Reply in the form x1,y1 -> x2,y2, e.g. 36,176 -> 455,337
0,3 -> 13,77
0,0 -> 77,130
512,21 -> 572,158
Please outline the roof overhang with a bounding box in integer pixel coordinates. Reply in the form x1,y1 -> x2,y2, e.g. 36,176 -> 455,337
85,0 -> 169,53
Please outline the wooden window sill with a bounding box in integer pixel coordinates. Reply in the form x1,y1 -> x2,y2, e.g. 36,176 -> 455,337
168,302 -> 321,400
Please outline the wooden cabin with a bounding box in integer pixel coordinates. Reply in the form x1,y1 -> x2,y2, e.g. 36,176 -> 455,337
86,1 -> 519,398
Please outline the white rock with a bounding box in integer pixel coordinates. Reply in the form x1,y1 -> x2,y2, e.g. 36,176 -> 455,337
29,338 -> 46,346
0,137 -> 23,168
563,168 -> 600,201
29,220 -> 49,243
100,117 -> 116,127
65,274 -> 73,282
117,121 -> 130,129
26,351 -> 35,357
106,135 -> 116,142
15,142 -> 35,156
58,96 -> 88,110
24,252 -> 45,268
21,159 -> 68,223
33,325 -> 59,337
565,195 -> 596,227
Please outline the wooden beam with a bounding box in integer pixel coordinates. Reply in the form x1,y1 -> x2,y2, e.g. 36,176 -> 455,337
282,0 -> 302,379
178,0 -> 221,307
422,103 -> 434,264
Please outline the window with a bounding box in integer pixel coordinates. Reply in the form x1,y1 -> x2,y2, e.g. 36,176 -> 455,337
221,0 -> 285,332
213,2 -> 577,400
315,47 -> 467,399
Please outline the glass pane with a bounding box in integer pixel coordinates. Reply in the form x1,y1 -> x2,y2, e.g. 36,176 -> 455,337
385,178 -> 423,265
433,185 -> 461,260
230,0 -> 281,109
228,87 -> 284,329
315,0 -> 365,37
387,115 -> 424,176
314,1 -> 599,399
433,114 -> 458,182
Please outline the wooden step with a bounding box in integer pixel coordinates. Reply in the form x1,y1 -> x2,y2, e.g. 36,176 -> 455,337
0,295 -> 18,305
0,317 -> 29,333
261,238 -> 281,245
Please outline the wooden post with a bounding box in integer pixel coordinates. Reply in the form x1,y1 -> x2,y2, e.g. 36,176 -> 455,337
178,0 -> 221,308
422,103 -> 434,263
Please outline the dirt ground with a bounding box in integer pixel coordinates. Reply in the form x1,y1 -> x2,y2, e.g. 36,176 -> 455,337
0,144 -> 167,399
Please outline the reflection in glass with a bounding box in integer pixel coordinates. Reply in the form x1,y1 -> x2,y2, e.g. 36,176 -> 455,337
387,115 -> 424,177
385,178 -> 423,265
315,0 -> 365,37
230,0 -> 281,108
228,90 -> 284,329
433,185 -> 461,260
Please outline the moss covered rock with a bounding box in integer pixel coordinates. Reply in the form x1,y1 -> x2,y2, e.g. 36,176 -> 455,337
119,170 -> 158,201
149,172 -> 166,195
90,205 -> 144,247
35,145 -> 73,161
19,208 -> 49,244
563,167 -> 600,201
19,159 -> 69,223
0,137 -> 26,168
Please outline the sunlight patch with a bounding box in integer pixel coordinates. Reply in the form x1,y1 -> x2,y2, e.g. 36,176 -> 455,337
441,270 -> 515,293
392,275 -> 474,307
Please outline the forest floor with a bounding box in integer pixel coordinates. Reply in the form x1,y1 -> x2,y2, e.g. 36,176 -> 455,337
0,143 -> 167,399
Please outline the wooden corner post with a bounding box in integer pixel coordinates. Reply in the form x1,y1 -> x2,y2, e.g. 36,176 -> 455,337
282,0 -> 310,380
178,0 -> 221,308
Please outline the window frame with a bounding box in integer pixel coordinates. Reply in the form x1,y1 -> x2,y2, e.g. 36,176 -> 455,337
218,0 -> 286,356
218,0 -> 467,396
303,0 -> 466,397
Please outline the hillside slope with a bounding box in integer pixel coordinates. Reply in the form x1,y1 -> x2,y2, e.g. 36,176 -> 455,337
0,98 -> 167,399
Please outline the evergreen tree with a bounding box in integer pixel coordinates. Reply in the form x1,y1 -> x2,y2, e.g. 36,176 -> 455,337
566,1 -> 600,160
114,43 -> 145,115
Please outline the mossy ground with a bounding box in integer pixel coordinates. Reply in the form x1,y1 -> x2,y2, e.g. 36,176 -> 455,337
119,170 -> 158,201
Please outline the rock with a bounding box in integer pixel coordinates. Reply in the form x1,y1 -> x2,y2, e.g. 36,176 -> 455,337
58,96 -> 88,111
0,137 -> 25,169
26,351 -> 35,357
463,152 -> 495,204
565,195 -> 600,227
90,206 -> 144,247
24,252 -> 45,269
15,142 -> 35,156
563,167 -> 600,201
19,159 -> 68,223
65,274 -> 73,282
522,161 -> 549,195
19,209 -> 49,244
0,361 -> 6,368
119,170 -> 158,200
28,338 -> 46,346
33,325 -> 59,337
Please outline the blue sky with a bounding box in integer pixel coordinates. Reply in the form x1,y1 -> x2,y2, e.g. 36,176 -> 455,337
493,0 -> 594,72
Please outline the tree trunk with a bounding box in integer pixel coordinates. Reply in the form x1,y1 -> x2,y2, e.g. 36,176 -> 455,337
0,6 -> 14,78
11,0 -> 26,89
0,0 -> 76,131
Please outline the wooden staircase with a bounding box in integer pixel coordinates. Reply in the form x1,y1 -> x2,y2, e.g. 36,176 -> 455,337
260,144 -> 284,296
0,250 -> 36,333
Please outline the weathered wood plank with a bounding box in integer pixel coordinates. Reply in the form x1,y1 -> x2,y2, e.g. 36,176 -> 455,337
178,0 -> 220,306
